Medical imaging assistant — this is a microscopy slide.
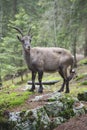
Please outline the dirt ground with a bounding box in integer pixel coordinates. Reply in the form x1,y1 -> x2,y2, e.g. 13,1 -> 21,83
9,91 -> 52,112
54,114 -> 87,130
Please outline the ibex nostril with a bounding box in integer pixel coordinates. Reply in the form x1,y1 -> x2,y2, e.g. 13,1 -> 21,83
28,46 -> 30,50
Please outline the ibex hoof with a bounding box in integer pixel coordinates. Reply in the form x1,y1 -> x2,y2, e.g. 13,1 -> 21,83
29,88 -> 35,92
58,89 -> 64,92
38,88 -> 43,93
65,90 -> 70,93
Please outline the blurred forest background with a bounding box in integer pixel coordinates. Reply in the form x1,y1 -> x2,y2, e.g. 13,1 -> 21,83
0,0 -> 87,86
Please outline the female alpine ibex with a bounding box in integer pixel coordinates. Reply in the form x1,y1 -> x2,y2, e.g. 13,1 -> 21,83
13,27 -> 75,93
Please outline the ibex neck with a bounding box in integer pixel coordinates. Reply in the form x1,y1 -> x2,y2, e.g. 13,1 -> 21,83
23,49 -> 31,68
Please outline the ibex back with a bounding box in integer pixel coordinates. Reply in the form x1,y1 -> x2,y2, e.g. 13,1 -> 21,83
13,27 -> 75,93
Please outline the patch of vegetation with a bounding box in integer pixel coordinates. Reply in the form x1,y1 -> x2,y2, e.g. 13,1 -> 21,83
0,117 -> 16,129
59,108 -> 75,119
10,92 -> 31,107
70,86 -> 87,97
0,117 -> 9,127
76,73 -> 87,81
78,91 -> 87,101
60,95 -> 75,109
0,74 -> 33,110
43,73 -> 61,81
59,95 -> 75,119
75,73 -> 87,81
80,81 -> 87,85
78,58 -> 87,65
0,90 -> 32,109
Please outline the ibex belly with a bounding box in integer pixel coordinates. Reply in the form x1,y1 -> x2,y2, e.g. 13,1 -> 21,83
43,55 -> 60,72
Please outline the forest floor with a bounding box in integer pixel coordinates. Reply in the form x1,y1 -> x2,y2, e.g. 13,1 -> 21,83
10,64 -> 87,130
54,114 -> 87,130
0,63 -> 87,130
8,64 -> 87,112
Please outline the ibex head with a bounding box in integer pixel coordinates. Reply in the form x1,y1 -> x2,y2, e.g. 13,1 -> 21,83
12,27 -> 32,52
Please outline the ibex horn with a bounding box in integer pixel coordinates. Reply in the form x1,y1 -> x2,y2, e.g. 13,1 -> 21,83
11,26 -> 24,36
28,27 -> 31,36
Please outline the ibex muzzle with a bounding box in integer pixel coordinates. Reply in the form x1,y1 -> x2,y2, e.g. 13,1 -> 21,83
21,36 -> 31,52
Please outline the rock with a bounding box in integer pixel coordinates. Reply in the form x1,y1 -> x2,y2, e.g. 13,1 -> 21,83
44,101 -> 64,117
50,116 -> 65,129
33,107 -> 51,130
47,92 -> 62,101
73,101 -> 85,116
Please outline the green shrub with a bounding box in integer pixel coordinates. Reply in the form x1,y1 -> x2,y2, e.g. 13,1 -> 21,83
78,58 -> 87,65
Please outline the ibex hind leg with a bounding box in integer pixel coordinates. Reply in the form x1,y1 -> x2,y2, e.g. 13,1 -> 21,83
65,79 -> 70,93
38,71 -> 43,93
65,68 -> 75,93
58,66 -> 66,92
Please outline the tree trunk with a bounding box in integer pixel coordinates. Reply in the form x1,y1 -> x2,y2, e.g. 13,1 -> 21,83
73,36 -> 77,67
0,76 -> 2,87
25,73 -> 28,78
84,25 -> 87,57
0,0 -> 3,37
53,0 -> 58,47
20,74 -> 23,82
12,76 -> 14,84
27,80 -> 59,85
13,0 -> 17,17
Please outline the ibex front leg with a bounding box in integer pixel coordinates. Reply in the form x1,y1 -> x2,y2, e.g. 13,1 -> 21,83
38,71 -> 43,93
30,71 -> 36,92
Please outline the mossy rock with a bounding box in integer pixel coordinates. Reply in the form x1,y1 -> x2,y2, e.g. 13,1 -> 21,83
50,116 -> 65,129
0,117 -> 16,130
59,96 -> 75,109
35,107 -> 51,130
47,92 -> 62,102
44,101 -> 63,117
59,108 -> 75,119
78,91 -> 87,101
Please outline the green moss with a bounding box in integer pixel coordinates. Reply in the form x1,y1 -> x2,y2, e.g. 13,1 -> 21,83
27,111 -> 33,116
47,98 -> 56,102
75,74 -> 87,81
78,93 -> 85,101
20,110 -> 26,117
0,91 -> 32,109
0,117 -> 9,126
10,92 -> 31,107
0,116 -> 16,129
78,91 -> 87,101
60,95 -> 75,109
27,111 -> 36,123
59,109 -> 75,119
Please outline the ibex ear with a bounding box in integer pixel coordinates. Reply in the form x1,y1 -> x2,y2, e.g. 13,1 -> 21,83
17,35 -> 22,42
